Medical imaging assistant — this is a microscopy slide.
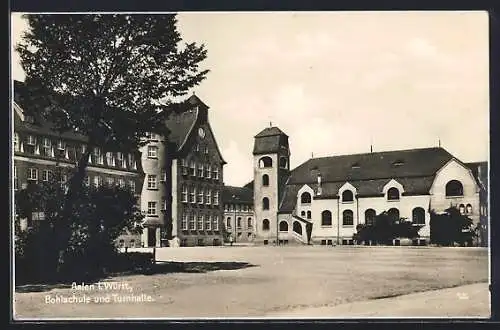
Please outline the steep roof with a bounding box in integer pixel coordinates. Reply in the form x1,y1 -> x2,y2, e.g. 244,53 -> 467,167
278,147 -> 458,213
164,108 -> 198,150
253,126 -> 289,155
222,185 -> 254,205
254,126 -> 288,138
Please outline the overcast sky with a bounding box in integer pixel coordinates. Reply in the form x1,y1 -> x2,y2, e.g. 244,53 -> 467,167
11,11 -> 489,187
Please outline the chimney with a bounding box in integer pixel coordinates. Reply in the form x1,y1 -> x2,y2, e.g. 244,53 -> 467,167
317,173 -> 322,196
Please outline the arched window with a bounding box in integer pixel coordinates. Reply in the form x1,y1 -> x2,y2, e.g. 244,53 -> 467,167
459,204 -> 465,214
321,210 -> 332,226
446,180 -> 464,197
301,192 -> 311,204
237,217 -> 242,228
342,190 -> 354,202
342,210 -> 354,226
262,197 -> 269,210
293,221 -> 302,235
262,174 -> 269,186
306,210 -> 311,219
226,217 -> 231,228
259,156 -> 273,168
412,207 -> 425,225
387,187 -> 400,200
388,208 -> 400,222
262,219 -> 270,231
279,157 -> 288,169
279,221 -> 288,232
365,209 -> 376,226
301,210 -> 306,217
466,204 -> 473,214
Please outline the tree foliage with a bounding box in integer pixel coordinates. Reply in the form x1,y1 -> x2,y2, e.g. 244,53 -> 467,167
429,207 -> 476,246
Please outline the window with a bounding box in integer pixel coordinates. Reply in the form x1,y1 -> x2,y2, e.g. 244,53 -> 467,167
262,219 -> 270,231
189,214 -> 195,230
204,146 -> 209,154
60,174 -> 68,189
106,176 -> 114,186
159,170 -> 166,182
213,190 -> 219,205
117,152 -> 126,168
147,201 -> 157,216
365,209 -> 376,226
128,154 -> 137,169
118,178 -> 125,188
197,215 -> 204,230
466,204 -> 473,214
27,135 -> 36,145
237,217 -> 242,229
301,192 -> 311,204
180,159 -> 188,175
342,210 -> 354,226
147,146 -> 158,159
14,133 -> 19,151
262,197 -> 270,210
181,213 -> 188,230
57,140 -> 65,150
147,175 -> 157,189
129,180 -> 136,193
279,221 -> 288,231
388,208 -> 400,222
205,189 -> 211,205
301,210 -> 305,217
307,210 -> 311,219
459,204 -> 465,215
213,215 -> 219,231
27,168 -> 38,181
189,186 -> 196,203
259,156 -> 273,168
321,210 -> 332,226
189,161 -> 196,176
262,174 -> 269,187
226,217 -> 232,229
412,207 -> 425,225
145,132 -> 158,140
43,138 -> 51,155
106,152 -> 115,166
205,165 -> 211,178
247,218 -> 253,228
205,215 -> 212,230
94,176 -> 100,187
13,166 -> 18,190
84,176 -> 90,187
94,148 -> 103,164
387,187 -> 400,201
198,188 -> 204,204
293,221 -> 302,235
342,190 -> 354,202
195,143 -> 200,152
279,157 -> 288,169
445,180 -> 464,197
197,163 -> 203,177
237,204 -> 241,212
213,166 -> 219,180
181,185 -> 188,202
42,170 -> 50,182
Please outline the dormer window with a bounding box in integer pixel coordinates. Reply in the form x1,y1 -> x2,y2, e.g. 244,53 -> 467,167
342,190 -> 354,202
351,162 -> 360,169
387,187 -> 400,201
393,160 -> 405,167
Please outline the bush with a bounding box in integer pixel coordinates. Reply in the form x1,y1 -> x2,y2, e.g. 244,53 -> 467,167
430,207 -> 476,246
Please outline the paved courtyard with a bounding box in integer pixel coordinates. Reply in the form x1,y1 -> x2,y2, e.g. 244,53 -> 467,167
14,246 -> 489,319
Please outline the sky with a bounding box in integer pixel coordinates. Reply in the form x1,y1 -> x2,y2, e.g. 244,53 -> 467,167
10,11 -> 489,187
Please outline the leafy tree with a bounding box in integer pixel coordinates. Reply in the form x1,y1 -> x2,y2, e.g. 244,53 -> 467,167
430,206 -> 476,246
16,14 -> 209,262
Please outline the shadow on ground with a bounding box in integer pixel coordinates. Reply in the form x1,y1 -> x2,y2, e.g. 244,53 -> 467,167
15,261 -> 258,293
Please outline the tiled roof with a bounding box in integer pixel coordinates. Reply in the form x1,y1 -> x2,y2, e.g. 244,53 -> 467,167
253,126 -> 289,155
255,126 -> 288,138
288,147 -> 454,184
222,185 -> 253,204
164,109 -> 198,151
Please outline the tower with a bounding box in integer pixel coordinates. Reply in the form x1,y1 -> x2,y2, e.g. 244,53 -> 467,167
253,126 -> 290,244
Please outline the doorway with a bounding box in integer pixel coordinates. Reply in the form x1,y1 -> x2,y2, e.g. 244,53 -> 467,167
148,227 -> 157,247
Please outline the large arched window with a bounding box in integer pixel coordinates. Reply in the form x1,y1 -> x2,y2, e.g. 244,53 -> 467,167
365,209 -> 376,226
301,192 -> 311,204
279,221 -> 288,232
262,219 -> 270,231
388,208 -> 400,222
262,174 -> 269,186
259,156 -> 273,168
293,221 -> 302,235
279,157 -> 288,169
446,180 -> 464,197
306,210 -> 311,219
321,210 -> 332,226
387,187 -> 400,201
262,197 -> 269,210
342,210 -> 354,226
412,207 -> 425,225
342,190 -> 354,202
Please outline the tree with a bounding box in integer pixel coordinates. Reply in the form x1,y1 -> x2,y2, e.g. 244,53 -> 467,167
16,14 -> 209,263
430,206 -> 475,246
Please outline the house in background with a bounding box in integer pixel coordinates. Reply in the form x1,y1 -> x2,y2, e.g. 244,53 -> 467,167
222,185 -> 255,243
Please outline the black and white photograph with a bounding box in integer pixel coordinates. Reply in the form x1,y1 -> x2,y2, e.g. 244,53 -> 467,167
10,11 -> 490,319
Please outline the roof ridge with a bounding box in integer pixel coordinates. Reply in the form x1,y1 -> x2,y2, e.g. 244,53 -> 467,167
308,146 -> 446,160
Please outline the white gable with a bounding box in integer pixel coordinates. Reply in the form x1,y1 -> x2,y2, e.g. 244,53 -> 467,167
382,179 -> 404,194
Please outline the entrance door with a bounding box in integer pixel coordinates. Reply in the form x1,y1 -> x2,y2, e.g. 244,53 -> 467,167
148,228 -> 156,247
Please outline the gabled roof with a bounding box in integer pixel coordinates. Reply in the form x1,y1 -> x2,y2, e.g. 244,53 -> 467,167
222,185 -> 253,205
164,108 -> 198,150
253,126 -> 289,155
254,126 -> 288,138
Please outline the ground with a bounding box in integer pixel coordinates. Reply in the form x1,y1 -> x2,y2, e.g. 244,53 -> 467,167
14,246 -> 489,319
